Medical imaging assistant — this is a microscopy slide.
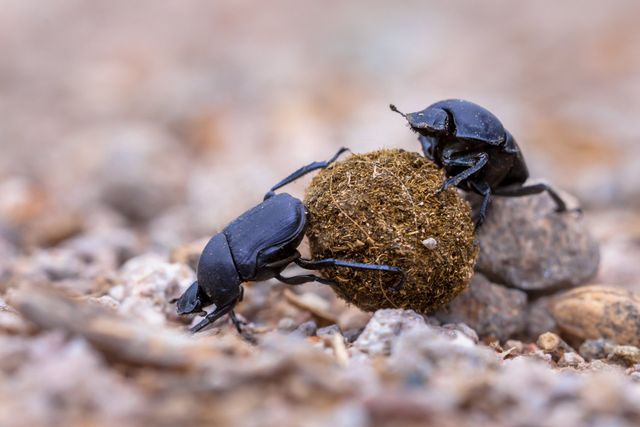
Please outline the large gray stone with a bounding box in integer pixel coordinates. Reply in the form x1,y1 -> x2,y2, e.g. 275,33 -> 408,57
473,192 -> 599,292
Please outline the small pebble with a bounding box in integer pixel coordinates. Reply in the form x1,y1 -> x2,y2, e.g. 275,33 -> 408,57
291,320 -> 318,338
607,345 -> 640,367
421,237 -> 437,250
317,324 -> 341,337
558,352 -> 585,368
579,339 -> 614,361
277,317 -> 297,332
537,332 -> 574,361
354,309 -> 425,356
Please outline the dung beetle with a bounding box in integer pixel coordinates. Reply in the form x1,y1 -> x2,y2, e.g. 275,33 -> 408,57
175,148 -> 405,333
390,99 -> 571,226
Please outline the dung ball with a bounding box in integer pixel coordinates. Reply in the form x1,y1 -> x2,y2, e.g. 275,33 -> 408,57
304,149 -> 477,313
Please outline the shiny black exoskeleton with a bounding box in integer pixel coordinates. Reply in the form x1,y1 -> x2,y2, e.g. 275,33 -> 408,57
175,148 -> 404,333
390,99 -> 569,226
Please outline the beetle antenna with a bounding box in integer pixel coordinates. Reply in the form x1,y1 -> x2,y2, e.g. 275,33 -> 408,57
389,104 -> 407,118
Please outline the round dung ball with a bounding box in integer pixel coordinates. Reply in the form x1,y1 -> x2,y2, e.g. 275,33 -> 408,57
304,149 -> 477,313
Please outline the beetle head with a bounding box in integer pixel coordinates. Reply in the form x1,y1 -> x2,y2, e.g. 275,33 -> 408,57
176,281 -> 212,315
390,104 -> 450,135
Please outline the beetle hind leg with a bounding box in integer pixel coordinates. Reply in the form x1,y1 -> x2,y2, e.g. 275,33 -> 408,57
493,182 -> 573,213
229,310 -> 246,333
294,257 -> 405,291
276,272 -> 335,286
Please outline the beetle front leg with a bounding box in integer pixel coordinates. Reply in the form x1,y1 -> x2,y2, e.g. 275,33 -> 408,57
439,151 -> 489,192
190,300 -> 237,333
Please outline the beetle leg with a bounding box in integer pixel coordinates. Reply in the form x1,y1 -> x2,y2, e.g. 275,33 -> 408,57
229,310 -> 246,333
295,258 -> 405,291
190,299 -> 237,333
493,183 -> 570,212
264,147 -> 349,200
228,310 -> 258,344
439,152 -> 489,192
468,180 -> 492,228
276,273 -> 335,286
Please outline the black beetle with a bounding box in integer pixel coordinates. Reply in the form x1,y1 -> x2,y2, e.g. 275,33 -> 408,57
175,148 -> 405,333
390,99 -> 571,226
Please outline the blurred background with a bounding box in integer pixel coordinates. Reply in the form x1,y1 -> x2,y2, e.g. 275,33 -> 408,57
1,0 -> 639,285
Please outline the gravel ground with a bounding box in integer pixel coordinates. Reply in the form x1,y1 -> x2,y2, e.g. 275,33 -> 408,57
2,1 -> 640,426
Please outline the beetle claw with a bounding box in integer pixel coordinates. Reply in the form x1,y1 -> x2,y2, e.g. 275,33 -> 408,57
436,181 -> 452,195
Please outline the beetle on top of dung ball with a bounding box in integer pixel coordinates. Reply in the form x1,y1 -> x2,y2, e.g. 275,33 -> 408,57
390,99 -> 577,227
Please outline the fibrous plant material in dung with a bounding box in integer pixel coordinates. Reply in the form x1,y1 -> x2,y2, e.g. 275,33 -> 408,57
304,149 -> 477,313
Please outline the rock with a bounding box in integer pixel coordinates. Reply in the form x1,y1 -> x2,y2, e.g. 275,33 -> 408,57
441,322 -> 480,344
0,296 -> 31,334
435,274 -> 527,341
63,124 -> 189,223
9,226 -> 141,296
277,317 -> 297,332
537,332 -> 575,360
0,332 -> 145,426
61,227 -> 140,270
504,340 -> 526,355
317,324 -> 341,337
474,192 -> 599,291
111,255 -> 195,325
23,210 -> 85,248
0,236 -> 16,285
11,248 -> 98,295
291,320 -> 318,338
550,285 -> 640,346
343,328 -> 363,343
558,352 -> 585,368
525,296 -> 558,340
579,339 -> 614,361
388,322 -> 498,382
283,289 -> 337,325
607,345 -> 640,367
353,309 -> 426,356
337,306 -> 372,332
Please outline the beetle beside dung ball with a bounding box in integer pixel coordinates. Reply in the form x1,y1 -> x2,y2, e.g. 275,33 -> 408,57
174,147 -> 477,332
173,148 -> 405,333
